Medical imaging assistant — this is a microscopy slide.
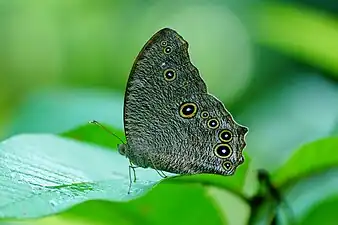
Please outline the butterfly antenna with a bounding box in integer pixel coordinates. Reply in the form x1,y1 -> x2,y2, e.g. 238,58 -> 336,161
89,120 -> 126,145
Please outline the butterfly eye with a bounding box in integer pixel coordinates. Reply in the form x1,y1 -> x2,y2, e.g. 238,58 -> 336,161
164,69 -> 176,81
222,161 -> 232,170
164,46 -> 172,54
179,102 -> 197,119
219,129 -> 232,142
161,41 -> 167,46
207,118 -> 219,129
214,143 -> 232,158
201,111 -> 209,118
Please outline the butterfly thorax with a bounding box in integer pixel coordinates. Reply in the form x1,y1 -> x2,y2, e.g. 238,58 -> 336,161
118,143 -> 149,169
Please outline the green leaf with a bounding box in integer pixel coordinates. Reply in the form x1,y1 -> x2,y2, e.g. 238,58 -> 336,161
0,131 -> 250,222
251,2 -> 338,78
12,183 -> 227,225
299,195 -> 338,225
126,183 -> 228,225
0,134 -> 162,219
61,122 -> 125,150
272,137 -> 338,188
207,187 -> 250,225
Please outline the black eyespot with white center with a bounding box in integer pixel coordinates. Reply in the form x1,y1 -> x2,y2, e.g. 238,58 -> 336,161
164,69 -> 176,81
161,41 -> 167,46
179,102 -> 197,119
219,129 -> 232,142
214,143 -> 232,159
223,161 -> 232,170
164,46 -> 172,54
201,111 -> 209,119
207,118 -> 219,129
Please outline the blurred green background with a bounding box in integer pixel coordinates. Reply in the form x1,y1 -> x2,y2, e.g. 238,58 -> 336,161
1,0 -> 338,224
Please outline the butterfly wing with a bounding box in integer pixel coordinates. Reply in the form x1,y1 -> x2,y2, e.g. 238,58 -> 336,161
121,28 -> 248,175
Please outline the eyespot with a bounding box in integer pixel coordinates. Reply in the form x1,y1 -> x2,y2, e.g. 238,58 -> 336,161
179,103 -> 197,119
164,69 -> 176,81
164,46 -> 172,54
214,143 -> 232,158
222,161 -> 232,170
219,129 -> 232,142
161,41 -> 167,46
207,118 -> 219,129
201,111 -> 209,119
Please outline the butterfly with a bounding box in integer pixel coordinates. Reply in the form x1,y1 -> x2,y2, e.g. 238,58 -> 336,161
118,28 -> 248,183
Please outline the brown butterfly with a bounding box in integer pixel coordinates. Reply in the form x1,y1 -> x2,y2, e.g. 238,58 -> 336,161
118,28 -> 248,182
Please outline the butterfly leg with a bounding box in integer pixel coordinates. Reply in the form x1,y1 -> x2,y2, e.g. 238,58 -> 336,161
128,160 -> 138,194
131,166 -> 137,182
153,169 -> 167,178
148,153 -> 168,178
158,170 -> 167,178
